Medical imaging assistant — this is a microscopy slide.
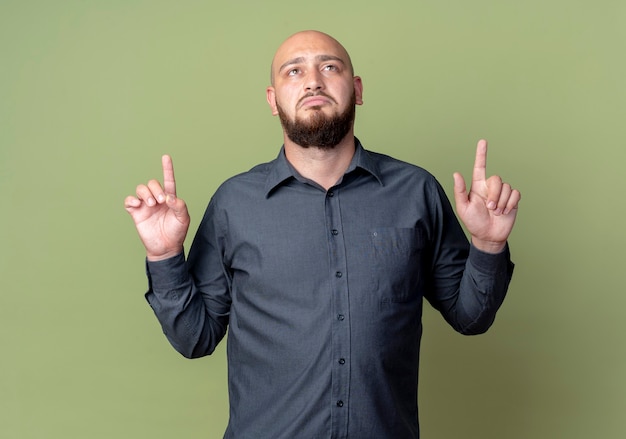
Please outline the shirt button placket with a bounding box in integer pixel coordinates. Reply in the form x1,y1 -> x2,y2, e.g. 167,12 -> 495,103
326,188 -> 349,437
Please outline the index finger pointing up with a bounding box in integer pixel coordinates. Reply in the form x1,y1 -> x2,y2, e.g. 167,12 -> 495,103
472,139 -> 488,184
162,154 -> 177,196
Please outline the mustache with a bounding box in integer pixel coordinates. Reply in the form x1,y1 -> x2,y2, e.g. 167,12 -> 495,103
297,91 -> 336,107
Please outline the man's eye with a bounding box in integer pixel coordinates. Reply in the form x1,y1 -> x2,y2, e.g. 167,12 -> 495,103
323,65 -> 337,71
288,68 -> 300,76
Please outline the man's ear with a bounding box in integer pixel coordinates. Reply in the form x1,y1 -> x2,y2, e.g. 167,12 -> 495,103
266,86 -> 279,116
353,76 -> 363,105
354,76 -> 364,105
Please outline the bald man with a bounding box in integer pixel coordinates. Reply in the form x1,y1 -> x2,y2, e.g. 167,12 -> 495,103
126,30 -> 520,438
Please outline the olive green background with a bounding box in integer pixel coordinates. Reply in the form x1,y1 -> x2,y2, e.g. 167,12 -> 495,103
1,1 -> 624,438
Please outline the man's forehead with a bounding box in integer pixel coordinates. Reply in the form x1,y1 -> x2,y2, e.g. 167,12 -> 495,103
272,31 -> 351,72
278,54 -> 346,73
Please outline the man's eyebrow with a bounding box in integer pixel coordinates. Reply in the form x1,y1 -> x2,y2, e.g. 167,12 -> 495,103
316,54 -> 345,64
279,55 -> 346,73
279,57 -> 305,72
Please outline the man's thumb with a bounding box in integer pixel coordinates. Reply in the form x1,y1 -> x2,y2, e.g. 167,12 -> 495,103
166,194 -> 188,220
453,172 -> 468,208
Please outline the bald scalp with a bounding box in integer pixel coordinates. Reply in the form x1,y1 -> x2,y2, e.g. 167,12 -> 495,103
270,30 -> 355,85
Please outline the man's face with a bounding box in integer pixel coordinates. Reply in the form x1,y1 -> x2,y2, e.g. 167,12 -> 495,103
267,31 -> 363,148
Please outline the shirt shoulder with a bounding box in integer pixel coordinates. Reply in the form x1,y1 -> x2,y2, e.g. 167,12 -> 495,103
364,148 -> 439,187
211,159 -> 277,204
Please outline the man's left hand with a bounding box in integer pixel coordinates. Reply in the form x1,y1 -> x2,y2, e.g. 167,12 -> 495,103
453,139 -> 521,254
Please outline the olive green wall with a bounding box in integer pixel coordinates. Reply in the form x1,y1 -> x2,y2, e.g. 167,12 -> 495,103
1,1 -> 624,438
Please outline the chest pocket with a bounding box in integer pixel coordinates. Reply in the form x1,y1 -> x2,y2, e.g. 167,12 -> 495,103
369,227 -> 425,302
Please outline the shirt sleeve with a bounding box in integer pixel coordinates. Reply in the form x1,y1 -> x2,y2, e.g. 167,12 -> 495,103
453,244 -> 514,334
144,199 -> 231,358
424,178 -> 514,335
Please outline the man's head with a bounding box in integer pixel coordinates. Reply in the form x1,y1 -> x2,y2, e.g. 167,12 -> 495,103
266,31 -> 363,149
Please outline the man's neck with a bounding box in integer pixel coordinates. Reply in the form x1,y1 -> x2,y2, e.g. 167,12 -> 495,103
283,135 -> 356,191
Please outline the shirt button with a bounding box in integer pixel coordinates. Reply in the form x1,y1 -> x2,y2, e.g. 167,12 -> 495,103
336,400 -> 344,407
328,191 -> 334,197
335,271 -> 342,278
337,314 -> 345,321
331,229 -> 338,236
338,358 -> 345,365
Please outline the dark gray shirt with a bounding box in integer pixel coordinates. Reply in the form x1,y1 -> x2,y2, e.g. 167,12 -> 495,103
145,139 -> 514,439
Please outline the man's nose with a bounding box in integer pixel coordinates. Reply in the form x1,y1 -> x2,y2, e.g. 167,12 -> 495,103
304,70 -> 324,91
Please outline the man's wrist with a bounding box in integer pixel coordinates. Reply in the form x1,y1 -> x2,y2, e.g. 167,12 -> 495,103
471,237 -> 507,254
146,248 -> 183,262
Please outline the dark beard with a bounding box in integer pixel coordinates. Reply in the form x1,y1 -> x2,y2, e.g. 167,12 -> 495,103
277,92 -> 356,149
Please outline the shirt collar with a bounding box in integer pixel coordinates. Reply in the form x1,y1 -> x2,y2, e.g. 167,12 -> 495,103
263,137 -> 384,197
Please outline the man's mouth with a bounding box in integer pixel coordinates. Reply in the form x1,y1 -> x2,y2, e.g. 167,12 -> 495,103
298,92 -> 334,109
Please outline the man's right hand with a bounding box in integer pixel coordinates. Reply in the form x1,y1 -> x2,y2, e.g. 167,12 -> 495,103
124,155 -> 190,261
